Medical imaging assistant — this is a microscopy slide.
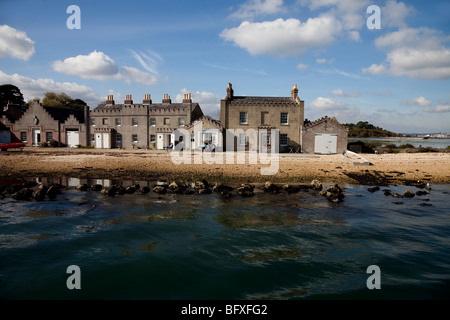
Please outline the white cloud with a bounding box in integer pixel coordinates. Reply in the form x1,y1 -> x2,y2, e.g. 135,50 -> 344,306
331,89 -> 359,97
220,15 -> 341,57
118,66 -> 157,85
316,58 -> 334,64
230,0 -> 285,19
0,70 -> 103,107
176,88 -> 220,118
381,0 -> 416,28
425,105 -> 450,113
131,50 -> 163,75
52,50 -> 158,84
404,96 -> 432,107
309,97 -> 348,110
364,27 -> 450,79
52,51 -> 118,80
0,25 -> 35,60
296,63 -> 308,70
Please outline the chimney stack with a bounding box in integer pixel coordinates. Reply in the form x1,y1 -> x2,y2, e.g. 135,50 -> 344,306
143,94 -> 152,104
182,92 -> 192,104
291,84 -> 298,100
106,95 -> 115,106
162,93 -> 171,104
226,83 -> 234,99
124,94 -> 133,104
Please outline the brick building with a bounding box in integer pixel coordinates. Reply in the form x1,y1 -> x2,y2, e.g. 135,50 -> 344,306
89,93 -> 204,149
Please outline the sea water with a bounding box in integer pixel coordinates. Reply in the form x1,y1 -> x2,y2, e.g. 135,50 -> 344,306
0,180 -> 449,300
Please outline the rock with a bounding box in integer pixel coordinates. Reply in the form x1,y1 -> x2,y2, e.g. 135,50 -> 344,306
115,186 -> 126,195
391,193 -> 403,198
125,186 -> 136,194
219,191 -> 232,199
76,184 -> 88,191
101,186 -> 117,196
321,184 -> 345,203
91,184 -> 103,191
140,186 -> 150,194
383,189 -> 391,196
12,188 -> 33,201
281,184 -> 301,194
416,190 -> 428,196
153,185 -> 167,194
198,188 -> 212,194
194,180 -> 211,194
168,181 -> 188,194
46,185 -> 61,199
213,184 -> 233,193
367,186 -> 380,192
32,189 -> 46,201
237,184 -> 255,197
262,182 -> 280,194
404,190 -> 415,198
311,180 -> 323,191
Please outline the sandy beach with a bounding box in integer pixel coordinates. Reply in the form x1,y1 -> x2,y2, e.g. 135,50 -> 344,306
1,148 -> 449,186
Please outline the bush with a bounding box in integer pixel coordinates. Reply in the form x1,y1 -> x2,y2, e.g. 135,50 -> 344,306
49,139 -> 66,148
385,144 -> 397,149
398,143 -> 415,149
417,147 -> 438,153
39,141 -> 49,148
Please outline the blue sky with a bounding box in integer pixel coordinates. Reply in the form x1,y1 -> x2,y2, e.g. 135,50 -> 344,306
0,0 -> 449,133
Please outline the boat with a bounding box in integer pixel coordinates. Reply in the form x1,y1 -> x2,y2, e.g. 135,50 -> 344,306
0,142 -> 25,151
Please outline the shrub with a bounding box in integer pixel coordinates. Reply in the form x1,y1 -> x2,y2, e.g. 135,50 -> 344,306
385,144 -> 397,149
49,139 -> 66,148
39,141 -> 49,148
398,143 -> 415,149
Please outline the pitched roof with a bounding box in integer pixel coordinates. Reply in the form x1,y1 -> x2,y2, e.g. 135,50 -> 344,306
304,115 -> 348,130
42,105 -> 86,124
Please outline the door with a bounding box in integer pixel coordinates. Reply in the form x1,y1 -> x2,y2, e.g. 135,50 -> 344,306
32,129 -> 41,146
0,131 -> 11,144
66,130 -> 79,147
314,134 -> 337,154
157,134 -> 164,150
95,133 -> 102,149
102,133 -> 110,149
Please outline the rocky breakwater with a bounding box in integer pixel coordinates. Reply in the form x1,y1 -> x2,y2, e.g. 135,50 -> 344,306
1,178 -> 347,205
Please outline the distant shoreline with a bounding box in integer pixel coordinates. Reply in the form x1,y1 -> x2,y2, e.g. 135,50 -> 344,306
1,148 -> 449,186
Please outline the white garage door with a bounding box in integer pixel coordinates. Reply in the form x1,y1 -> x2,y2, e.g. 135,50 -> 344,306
66,130 -> 79,147
314,133 -> 337,154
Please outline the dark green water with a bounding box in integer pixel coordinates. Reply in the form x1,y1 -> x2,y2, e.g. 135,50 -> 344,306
1,181 -> 449,300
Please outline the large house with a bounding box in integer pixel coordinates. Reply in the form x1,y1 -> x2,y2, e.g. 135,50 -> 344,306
220,83 -> 304,152
1,84 -> 348,154
1,101 -> 89,147
89,93 -> 204,149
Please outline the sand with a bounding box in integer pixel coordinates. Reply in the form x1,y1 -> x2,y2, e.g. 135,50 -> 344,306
1,148 -> 449,185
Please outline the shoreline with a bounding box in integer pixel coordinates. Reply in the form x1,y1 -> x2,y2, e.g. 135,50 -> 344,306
1,148 -> 449,186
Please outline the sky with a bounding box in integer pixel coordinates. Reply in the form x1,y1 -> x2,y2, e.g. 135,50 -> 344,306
0,0 -> 449,134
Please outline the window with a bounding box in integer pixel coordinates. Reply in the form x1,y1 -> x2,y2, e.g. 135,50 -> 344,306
90,118 -> 95,126
102,118 -> 108,125
150,135 -> 156,142
239,112 -> 248,125
163,118 -> 170,125
261,112 -> 269,125
280,134 -> 288,146
239,133 -> 247,146
132,134 -> 138,143
46,132 -> 53,143
132,118 -> 138,126
116,133 -> 122,143
20,132 -> 27,142
150,118 -> 156,126
90,134 -> 95,142
281,112 -> 288,125
178,117 -> 185,127
115,118 -> 121,126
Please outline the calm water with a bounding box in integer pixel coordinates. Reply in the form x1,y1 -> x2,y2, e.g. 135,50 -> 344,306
349,137 -> 450,149
1,180 -> 449,300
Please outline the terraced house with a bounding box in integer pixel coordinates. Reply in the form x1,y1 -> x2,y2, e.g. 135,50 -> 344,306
89,93 -> 203,150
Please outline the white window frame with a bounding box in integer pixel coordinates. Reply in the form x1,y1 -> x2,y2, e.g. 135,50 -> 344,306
280,112 -> 288,125
239,112 -> 248,125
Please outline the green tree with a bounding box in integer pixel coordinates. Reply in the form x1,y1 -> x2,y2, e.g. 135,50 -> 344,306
42,92 -> 86,109
0,84 -> 26,111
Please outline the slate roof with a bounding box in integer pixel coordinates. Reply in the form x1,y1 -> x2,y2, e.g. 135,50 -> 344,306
228,96 -> 301,106
42,106 -> 86,124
